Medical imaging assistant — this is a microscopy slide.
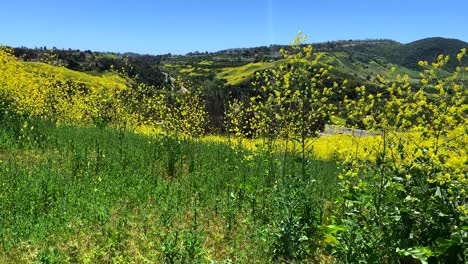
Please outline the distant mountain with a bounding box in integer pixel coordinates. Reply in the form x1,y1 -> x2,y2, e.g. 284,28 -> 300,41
392,37 -> 468,70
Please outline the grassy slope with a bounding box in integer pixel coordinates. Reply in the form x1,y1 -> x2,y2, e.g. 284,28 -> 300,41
318,52 -> 428,85
22,61 -> 128,90
0,55 -> 133,124
216,60 -> 285,86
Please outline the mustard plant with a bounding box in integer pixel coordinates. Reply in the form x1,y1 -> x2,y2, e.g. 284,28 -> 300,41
330,49 -> 468,263
225,32 -> 345,261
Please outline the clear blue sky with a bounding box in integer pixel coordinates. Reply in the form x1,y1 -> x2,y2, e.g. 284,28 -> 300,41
1,0 -> 466,55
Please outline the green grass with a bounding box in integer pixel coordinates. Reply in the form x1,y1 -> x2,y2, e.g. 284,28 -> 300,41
217,60 -> 285,86
179,66 -> 213,77
198,60 -> 214,66
0,117 -> 339,263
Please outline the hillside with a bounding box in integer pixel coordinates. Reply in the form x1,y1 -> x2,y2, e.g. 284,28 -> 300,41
394,37 -> 468,70
162,48 -> 453,92
0,48 -> 132,124
311,38 -> 468,70
160,37 -> 468,91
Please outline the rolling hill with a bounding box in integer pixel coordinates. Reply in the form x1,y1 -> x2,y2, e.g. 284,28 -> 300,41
393,37 -> 468,70
0,48 -> 131,124
160,37 -> 468,90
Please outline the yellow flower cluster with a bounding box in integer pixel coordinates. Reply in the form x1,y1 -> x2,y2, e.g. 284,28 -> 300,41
0,47 -> 132,125
342,48 -> 468,215
0,48 -> 208,137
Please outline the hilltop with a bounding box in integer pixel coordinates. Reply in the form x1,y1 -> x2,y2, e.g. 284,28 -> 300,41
392,37 -> 468,70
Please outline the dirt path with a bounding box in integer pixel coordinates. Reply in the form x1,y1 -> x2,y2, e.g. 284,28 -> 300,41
322,125 -> 381,137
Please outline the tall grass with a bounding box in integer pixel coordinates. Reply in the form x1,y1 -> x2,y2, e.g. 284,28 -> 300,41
0,118 -> 339,263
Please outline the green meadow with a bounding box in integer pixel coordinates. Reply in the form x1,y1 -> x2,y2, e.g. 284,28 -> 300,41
0,119 -> 339,263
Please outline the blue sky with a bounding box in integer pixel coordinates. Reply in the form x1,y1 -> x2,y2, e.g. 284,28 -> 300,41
1,0 -> 466,55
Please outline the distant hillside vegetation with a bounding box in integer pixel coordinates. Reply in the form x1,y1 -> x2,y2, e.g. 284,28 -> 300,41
393,37 -> 468,70
310,38 -> 468,71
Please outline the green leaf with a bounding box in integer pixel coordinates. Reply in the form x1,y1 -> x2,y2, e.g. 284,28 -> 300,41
396,247 -> 433,264
325,225 -> 346,234
434,238 -> 456,255
324,233 -> 340,246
